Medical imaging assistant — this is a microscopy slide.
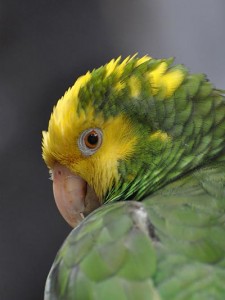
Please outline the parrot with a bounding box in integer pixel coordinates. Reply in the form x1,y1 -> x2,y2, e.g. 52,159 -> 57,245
42,55 -> 225,300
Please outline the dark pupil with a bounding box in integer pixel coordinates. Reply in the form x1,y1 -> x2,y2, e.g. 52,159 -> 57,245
87,133 -> 98,145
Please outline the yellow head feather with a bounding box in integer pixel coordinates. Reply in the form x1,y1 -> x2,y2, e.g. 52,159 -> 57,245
42,54 -> 185,200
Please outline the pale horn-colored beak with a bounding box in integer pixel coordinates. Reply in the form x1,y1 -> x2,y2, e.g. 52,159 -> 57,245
51,163 -> 100,228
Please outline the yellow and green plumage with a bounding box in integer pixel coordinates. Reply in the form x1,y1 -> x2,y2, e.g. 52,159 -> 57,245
42,55 -> 225,299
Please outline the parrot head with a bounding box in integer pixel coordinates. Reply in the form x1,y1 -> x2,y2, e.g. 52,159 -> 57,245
42,55 -> 186,227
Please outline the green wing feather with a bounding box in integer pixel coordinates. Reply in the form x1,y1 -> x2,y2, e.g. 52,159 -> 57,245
44,202 -> 160,300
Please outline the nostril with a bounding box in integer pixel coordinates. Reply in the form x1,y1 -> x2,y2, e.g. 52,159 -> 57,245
58,170 -> 62,175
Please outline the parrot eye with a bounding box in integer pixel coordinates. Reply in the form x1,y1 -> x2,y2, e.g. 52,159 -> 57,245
78,128 -> 103,156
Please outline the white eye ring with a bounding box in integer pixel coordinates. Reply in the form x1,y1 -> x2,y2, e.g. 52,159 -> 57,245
78,128 -> 103,156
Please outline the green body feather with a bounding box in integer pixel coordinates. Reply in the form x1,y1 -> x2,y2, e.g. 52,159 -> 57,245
45,163 -> 225,299
44,57 -> 225,299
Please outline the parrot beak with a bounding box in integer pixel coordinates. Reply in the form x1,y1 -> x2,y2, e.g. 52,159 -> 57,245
51,163 -> 100,228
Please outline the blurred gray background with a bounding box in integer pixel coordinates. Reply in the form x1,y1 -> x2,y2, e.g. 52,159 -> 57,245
1,0 -> 225,299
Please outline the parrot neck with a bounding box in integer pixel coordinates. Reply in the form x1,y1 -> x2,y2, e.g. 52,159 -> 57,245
105,82 -> 225,203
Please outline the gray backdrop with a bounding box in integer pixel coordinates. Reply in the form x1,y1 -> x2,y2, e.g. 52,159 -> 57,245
1,0 -> 225,299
